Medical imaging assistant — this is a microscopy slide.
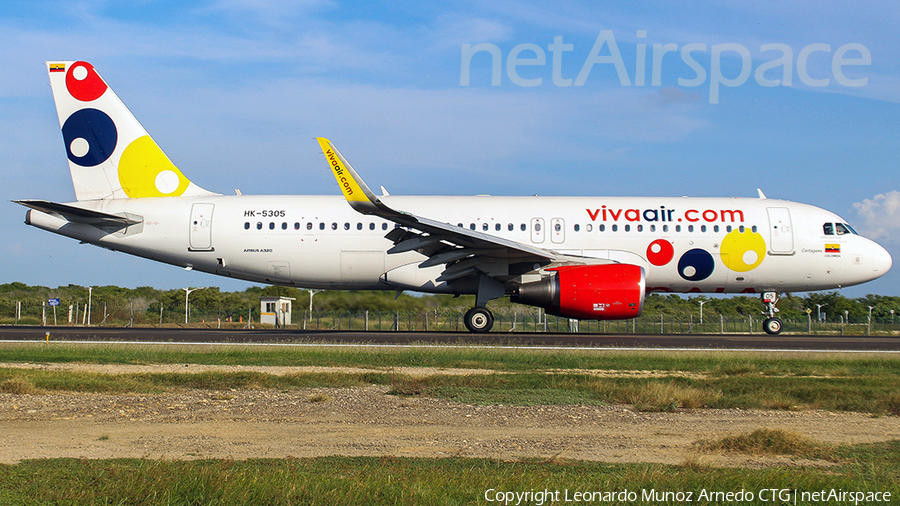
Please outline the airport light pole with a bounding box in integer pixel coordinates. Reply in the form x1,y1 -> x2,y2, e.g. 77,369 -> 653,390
183,287 -> 207,324
86,286 -> 92,327
698,300 -> 706,325
307,290 -> 321,320
815,303 -> 827,322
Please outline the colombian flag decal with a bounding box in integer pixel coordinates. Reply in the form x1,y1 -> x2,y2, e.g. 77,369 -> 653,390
825,244 -> 841,253
49,63 -> 65,72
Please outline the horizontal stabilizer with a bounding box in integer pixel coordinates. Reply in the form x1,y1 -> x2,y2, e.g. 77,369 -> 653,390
15,199 -> 142,227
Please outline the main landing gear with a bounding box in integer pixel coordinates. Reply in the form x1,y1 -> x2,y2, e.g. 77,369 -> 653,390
463,276 -> 504,333
464,307 -> 494,333
761,291 -> 783,335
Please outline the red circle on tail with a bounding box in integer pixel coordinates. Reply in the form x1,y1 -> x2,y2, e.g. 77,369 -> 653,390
66,61 -> 107,102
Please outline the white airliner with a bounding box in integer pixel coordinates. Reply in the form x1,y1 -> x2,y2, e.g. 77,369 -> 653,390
17,61 -> 892,333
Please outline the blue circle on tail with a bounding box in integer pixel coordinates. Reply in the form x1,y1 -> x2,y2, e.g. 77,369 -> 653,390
62,108 -> 117,167
677,248 -> 715,281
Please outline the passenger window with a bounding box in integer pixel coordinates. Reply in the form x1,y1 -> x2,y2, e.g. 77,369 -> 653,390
574,224 -> 580,232
520,224 -> 526,231
508,223 -> 514,231
554,223 -> 561,232
624,224 -> 630,232
319,223 -> 325,230
535,223 -> 542,232
688,225 -> 693,232
675,225 -> 681,232
649,224 -> 655,232
257,222 -> 262,230
458,223 -> 463,228
751,225 -> 757,233
344,223 -> 350,230
483,223 -> 489,231
823,223 -> 834,235
663,225 -> 668,232
612,224 -> 618,232
726,225 -> 732,232
282,222 -> 287,230
586,224 -> 592,232
599,224 -> 605,232
700,225 -> 706,232
307,222 -> 312,230
470,223 -> 476,230
714,225 -> 719,233
294,222 -> 300,230
739,225 -> 745,232
382,223 -> 388,230
331,223 -> 337,230
244,222 -> 250,230
495,224 -> 501,231
835,223 -> 851,235
357,223 -> 363,230
369,223 -> 375,230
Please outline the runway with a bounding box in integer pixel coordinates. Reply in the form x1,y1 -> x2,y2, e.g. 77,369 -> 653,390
0,325 -> 898,351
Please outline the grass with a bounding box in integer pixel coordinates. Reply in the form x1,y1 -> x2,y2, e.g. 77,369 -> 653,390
1,343 -> 899,414
0,343 -> 898,502
696,429 -> 839,460
0,442 -> 897,506
2,341 -> 898,375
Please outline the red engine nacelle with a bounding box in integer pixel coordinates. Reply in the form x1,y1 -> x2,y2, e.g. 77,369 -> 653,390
511,264 -> 646,320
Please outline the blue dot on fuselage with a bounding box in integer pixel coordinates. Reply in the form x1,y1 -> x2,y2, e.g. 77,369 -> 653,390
678,248 -> 715,281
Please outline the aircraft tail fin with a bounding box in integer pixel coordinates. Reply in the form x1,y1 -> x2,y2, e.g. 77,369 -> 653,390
46,61 -> 216,201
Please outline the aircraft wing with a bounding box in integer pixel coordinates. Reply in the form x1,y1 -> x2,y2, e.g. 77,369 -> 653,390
317,138 -> 557,282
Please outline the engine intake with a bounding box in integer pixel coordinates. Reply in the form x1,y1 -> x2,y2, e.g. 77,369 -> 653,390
511,264 -> 645,320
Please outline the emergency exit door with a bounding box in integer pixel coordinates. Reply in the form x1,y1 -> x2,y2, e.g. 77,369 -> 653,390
189,203 -> 215,251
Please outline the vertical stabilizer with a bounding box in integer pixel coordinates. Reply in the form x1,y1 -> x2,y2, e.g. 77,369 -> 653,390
46,61 -> 216,200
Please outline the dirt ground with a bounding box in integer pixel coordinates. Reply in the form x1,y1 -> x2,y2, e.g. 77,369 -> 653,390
1,363 -> 898,467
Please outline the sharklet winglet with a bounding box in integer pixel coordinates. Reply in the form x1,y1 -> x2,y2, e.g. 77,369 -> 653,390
316,137 -> 399,219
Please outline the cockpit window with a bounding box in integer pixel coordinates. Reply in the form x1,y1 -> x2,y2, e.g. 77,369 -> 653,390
842,223 -> 859,235
823,223 -> 834,235
835,223 -> 851,235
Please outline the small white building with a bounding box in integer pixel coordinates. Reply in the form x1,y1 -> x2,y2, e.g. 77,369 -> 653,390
260,296 -> 295,327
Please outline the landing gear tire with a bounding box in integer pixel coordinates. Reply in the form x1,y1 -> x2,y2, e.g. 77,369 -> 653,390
763,317 -> 783,335
464,307 -> 494,333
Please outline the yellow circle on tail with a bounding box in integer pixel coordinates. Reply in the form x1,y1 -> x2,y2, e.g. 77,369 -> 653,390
118,135 -> 190,197
720,229 -> 767,272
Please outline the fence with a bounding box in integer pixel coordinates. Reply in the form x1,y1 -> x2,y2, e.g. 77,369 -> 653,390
2,300 -> 898,335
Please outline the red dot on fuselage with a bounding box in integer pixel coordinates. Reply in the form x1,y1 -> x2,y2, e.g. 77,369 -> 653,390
66,61 -> 107,102
647,239 -> 674,266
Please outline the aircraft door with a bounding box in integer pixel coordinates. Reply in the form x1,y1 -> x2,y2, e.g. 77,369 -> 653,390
767,207 -> 794,254
550,218 -> 565,244
530,218 -> 545,243
189,203 -> 214,251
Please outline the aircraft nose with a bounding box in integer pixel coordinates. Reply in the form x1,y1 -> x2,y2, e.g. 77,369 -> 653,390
871,242 -> 893,277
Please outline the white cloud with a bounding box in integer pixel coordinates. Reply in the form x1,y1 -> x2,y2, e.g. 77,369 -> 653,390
853,190 -> 900,242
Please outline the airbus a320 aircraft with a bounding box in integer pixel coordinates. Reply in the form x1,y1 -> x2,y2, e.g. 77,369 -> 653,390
17,61 -> 892,333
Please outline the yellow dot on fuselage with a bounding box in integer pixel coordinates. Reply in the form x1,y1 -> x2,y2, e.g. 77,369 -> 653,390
720,229 -> 766,272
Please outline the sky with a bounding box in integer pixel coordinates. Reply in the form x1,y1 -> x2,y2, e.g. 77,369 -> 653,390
1,0 -> 899,298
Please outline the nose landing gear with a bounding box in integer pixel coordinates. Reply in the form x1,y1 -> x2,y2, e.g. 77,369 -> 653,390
761,291 -> 783,335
